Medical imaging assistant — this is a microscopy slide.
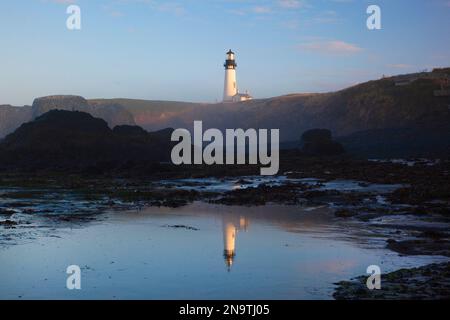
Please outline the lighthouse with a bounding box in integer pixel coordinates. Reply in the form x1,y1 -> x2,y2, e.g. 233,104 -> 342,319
223,50 -> 237,102
223,50 -> 253,103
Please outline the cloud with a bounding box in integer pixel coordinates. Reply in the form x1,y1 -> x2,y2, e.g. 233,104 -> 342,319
227,5 -> 273,16
277,0 -> 304,9
280,20 -> 299,29
228,9 -> 246,16
309,10 -> 339,24
252,6 -> 272,14
227,1 -> 307,17
109,10 -> 124,17
158,2 -> 186,16
107,0 -> 185,17
45,0 -> 77,4
115,0 -> 153,3
298,40 -> 363,55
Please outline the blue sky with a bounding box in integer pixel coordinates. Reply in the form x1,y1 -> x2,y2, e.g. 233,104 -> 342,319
0,0 -> 449,105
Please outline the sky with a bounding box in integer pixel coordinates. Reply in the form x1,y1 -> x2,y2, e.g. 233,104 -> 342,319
0,0 -> 449,105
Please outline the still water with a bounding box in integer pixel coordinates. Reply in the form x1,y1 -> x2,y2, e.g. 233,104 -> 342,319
0,202 -> 445,300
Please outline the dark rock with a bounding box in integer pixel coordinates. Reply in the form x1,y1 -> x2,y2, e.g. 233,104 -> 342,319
113,125 -> 148,136
387,238 -> 450,257
302,129 -> 332,144
0,220 -> 18,227
7,202 -> 33,208
334,262 -> 450,300
235,179 -> 252,185
162,224 -> 199,231
335,209 -> 357,218
0,208 -> 15,216
0,110 -> 174,170
301,129 -> 345,156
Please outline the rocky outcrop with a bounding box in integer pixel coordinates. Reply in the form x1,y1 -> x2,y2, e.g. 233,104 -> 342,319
0,96 -> 136,140
334,262 -> 450,300
0,110 -> 173,170
31,95 -> 136,128
301,129 -> 345,156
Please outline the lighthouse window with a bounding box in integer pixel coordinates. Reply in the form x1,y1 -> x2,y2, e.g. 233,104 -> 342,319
234,82 -> 236,89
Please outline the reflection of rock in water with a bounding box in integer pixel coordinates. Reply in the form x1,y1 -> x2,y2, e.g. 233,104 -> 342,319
222,214 -> 249,271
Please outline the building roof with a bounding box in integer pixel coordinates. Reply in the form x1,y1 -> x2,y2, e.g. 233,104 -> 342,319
234,93 -> 252,98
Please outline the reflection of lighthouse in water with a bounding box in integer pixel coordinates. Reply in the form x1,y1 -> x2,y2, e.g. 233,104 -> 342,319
223,215 -> 249,271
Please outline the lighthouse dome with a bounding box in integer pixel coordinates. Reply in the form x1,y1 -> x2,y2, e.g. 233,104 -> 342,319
226,49 -> 235,60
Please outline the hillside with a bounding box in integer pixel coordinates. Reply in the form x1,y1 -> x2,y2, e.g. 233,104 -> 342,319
0,104 -> 33,138
1,68 -> 449,157
89,68 -> 450,142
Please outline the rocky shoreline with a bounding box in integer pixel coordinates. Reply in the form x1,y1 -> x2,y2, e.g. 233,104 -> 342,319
334,262 -> 450,300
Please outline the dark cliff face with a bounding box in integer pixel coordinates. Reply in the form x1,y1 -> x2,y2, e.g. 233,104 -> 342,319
0,110 -> 173,170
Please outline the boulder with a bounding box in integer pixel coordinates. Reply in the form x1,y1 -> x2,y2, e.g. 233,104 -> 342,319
301,129 -> 345,156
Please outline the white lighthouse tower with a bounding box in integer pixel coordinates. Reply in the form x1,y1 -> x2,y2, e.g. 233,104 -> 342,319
223,49 -> 237,102
223,50 -> 253,103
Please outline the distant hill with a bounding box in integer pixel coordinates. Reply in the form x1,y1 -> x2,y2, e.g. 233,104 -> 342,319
0,104 -> 33,138
0,110 -> 174,170
1,68 -> 449,158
